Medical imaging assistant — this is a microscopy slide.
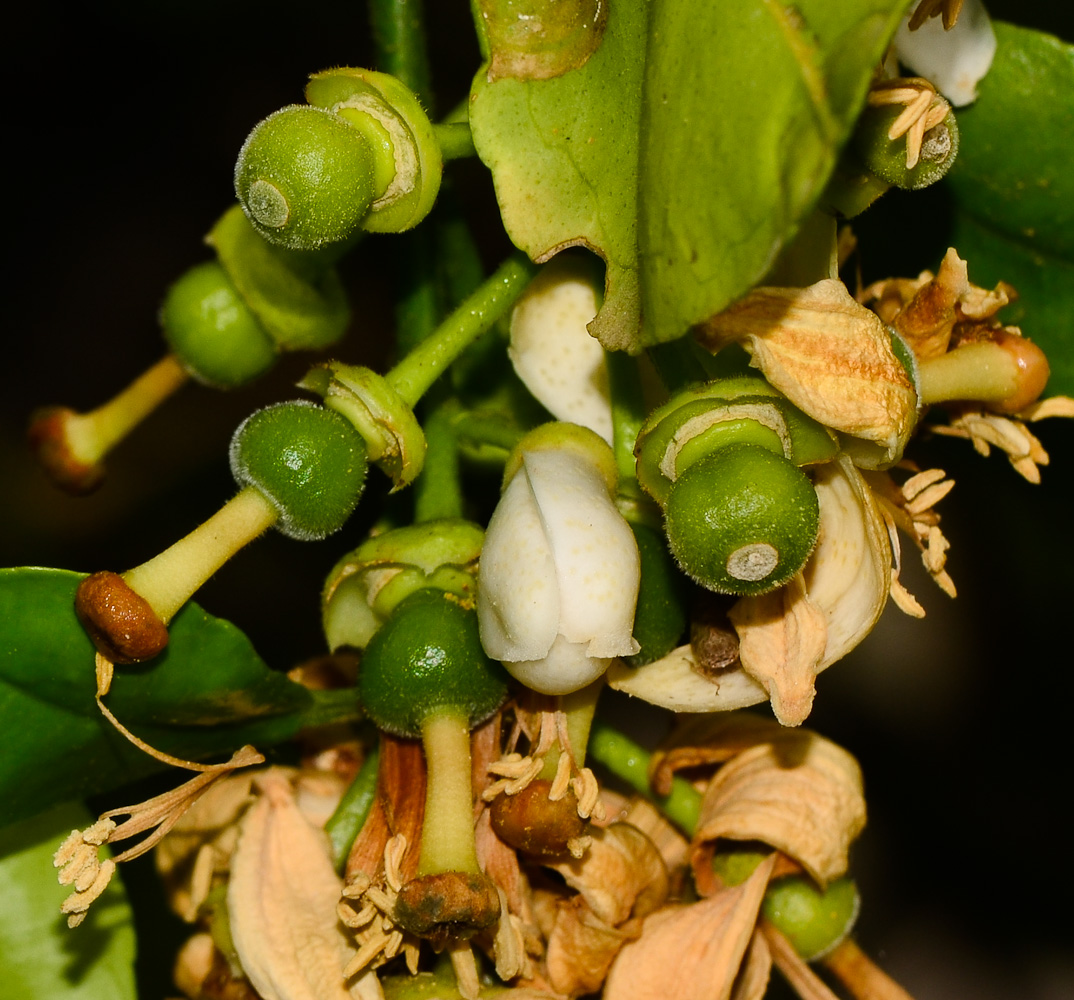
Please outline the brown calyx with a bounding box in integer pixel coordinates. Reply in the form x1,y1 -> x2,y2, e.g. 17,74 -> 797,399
28,407 -> 104,495
75,571 -> 169,664
489,779 -> 588,858
393,870 -> 501,944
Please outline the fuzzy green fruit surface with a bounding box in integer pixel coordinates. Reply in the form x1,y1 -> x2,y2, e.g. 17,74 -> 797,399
358,589 -> 508,739
229,401 -> 367,540
762,875 -> 860,961
235,105 -> 377,251
161,261 -> 277,388
664,444 -> 819,596
852,103 -> 959,191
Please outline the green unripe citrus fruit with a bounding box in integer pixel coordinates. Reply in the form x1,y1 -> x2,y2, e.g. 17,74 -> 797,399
358,588 -> 508,739
229,400 -> 367,540
664,443 -> 819,596
623,520 -> 688,667
161,261 -> 277,388
235,105 -> 377,251
762,875 -> 860,961
852,103 -> 959,191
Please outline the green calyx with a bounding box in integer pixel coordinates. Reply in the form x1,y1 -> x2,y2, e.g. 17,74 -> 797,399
306,68 -> 442,235
322,519 -> 485,652
235,105 -> 379,251
160,261 -> 277,388
851,102 -> 960,191
208,206 -> 349,352
635,376 -> 836,507
229,400 -> 368,541
664,443 -> 819,596
358,588 -> 508,739
300,361 -> 427,490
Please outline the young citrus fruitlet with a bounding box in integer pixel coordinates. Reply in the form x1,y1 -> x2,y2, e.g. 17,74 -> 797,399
230,400 -> 368,540
235,105 -> 378,251
160,261 -> 278,388
358,588 -> 508,940
664,443 -> 820,595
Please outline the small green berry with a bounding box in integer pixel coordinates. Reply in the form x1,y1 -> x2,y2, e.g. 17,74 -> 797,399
160,261 -> 277,388
358,589 -> 508,739
229,400 -> 367,540
664,443 -> 819,596
235,105 -> 377,251
852,103 -> 960,191
762,875 -> 860,961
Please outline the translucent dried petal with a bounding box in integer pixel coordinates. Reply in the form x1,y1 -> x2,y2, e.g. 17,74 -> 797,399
697,280 -> 917,468
603,855 -> 776,1000
692,719 -> 866,887
227,772 -> 357,1000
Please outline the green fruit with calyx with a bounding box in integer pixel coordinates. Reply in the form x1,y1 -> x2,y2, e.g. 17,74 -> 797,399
235,105 -> 378,251
161,261 -> 277,388
664,443 -> 819,596
229,400 -> 367,541
762,875 -> 860,961
358,588 -> 508,739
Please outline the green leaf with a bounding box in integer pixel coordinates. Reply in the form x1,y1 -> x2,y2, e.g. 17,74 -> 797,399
469,0 -> 650,353
0,802 -> 135,1000
639,0 -> 913,345
469,0 -> 912,353
0,567 -> 317,828
944,23 -> 1074,395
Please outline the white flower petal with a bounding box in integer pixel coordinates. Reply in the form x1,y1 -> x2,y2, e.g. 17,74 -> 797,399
509,257 -> 613,443
894,0 -> 997,107
477,461 -> 561,661
507,634 -> 613,696
523,450 -> 640,658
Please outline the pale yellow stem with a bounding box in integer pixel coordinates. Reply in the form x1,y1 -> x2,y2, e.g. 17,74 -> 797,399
918,341 -> 1018,406
123,486 -> 278,623
65,355 -> 189,464
822,937 -> 916,1000
418,709 -> 479,877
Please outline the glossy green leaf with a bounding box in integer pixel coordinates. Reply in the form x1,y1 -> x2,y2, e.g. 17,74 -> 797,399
469,0 -> 649,353
0,802 -> 135,1000
944,22 -> 1074,395
0,568 -> 318,828
469,0 -> 912,353
639,0 -> 913,345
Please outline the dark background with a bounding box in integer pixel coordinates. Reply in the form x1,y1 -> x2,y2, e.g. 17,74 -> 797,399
3,3 -> 1072,998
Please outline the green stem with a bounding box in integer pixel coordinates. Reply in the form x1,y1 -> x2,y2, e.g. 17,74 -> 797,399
587,719 -> 703,835
434,122 -> 476,161
452,411 -> 525,454
369,0 -> 433,107
387,252 -> 537,408
418,709 -> 480,875
325,739 -> 381,872
607,350 -> 646,488
413,399 -> 464,522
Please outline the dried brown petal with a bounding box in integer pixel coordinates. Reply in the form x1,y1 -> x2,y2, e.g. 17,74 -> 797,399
227,771 -> 356,1000
697,280 -> 916,468
604,854 -> 776,1000
691,718 -> 865,887
729,575 -> 827,728
546,823 -> 668,927
545,898 -> 639,996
